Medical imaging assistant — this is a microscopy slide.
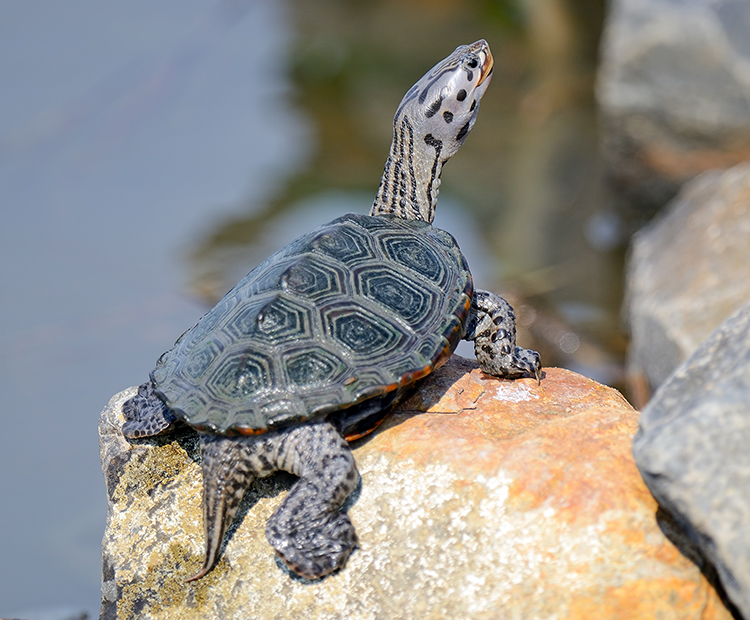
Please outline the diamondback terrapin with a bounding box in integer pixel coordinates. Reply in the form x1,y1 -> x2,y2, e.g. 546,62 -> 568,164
123,39 -> 541,581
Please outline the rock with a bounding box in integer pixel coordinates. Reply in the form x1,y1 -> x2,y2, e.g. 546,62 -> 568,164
625,162 -> 750,398
100,356 -> 732,619
633,301 -> 750,620
597,0 -> 750,217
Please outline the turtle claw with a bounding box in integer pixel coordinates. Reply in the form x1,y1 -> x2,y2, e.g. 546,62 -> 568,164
185,565 -> 210,583
512,346 -> 542,384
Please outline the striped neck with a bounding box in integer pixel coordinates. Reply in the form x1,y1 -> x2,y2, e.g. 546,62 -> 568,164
370,114 -> 445,223
369,40 -> 494,223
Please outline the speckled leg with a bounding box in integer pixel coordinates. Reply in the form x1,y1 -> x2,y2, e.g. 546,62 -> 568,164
122,382 -> 178,438
187,433 -> 260,582
265,421 -> 359,579
187,421 -> 358,582
464,290 -> 541,382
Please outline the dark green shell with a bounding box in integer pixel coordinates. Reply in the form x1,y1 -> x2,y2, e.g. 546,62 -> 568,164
151,213 -> 473,435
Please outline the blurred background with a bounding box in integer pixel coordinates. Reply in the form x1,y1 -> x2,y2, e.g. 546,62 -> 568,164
0,0 -> 660,616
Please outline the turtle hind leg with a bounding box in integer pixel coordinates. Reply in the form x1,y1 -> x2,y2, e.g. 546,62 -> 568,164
187,422 -> 358,582
464,290 -> 542,382
265,421 -> 359,580
122,382 -> 178,438
186,433 -> 261,582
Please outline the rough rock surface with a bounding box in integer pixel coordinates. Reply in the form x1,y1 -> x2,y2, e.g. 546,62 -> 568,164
597,0 -> 750,214
626,162 -> 750,397
633,301 -> 750,620
100,356 -> 732,620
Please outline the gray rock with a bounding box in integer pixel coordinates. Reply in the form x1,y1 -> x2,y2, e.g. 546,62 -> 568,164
633,301 -> 750,619
597,0 -> 750,216
626,162 -> 750,395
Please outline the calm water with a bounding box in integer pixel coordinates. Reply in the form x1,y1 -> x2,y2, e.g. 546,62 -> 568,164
0,1 -> 615,616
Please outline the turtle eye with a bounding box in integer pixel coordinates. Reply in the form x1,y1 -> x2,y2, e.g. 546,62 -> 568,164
466,57 -> 479,69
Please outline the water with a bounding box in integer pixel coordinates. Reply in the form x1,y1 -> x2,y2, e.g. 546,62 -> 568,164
0,0 -> 617,616
0,1 -> 304,615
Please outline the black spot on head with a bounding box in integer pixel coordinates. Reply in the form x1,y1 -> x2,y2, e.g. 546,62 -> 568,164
466,70 -> 474,82
424,133 -> 442,149
470,100 -> 476,112
443,111 -> 453,124
456,89 -> 467,102
425,97 -> 442,118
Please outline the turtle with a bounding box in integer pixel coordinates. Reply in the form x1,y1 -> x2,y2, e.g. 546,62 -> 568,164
123,39 -> 541,582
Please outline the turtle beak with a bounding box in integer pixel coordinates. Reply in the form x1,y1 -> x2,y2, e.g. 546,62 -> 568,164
477,47 -> 494,87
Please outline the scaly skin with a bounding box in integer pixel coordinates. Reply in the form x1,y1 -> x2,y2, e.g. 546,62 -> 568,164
464,290 -> 542,382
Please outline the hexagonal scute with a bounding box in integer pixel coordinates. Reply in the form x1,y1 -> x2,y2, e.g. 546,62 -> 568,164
324,303 -> 409,359
205,348 -> 275,402
308,224 -> 376,266
282,346 -> 349,388
356,267 -> 440,331
222,294 -> 314,344
279,254 -> 349,301
248,255 -> 300,296
378,233 -> 448,286
219,297 -> 269,341
256,296 -> 315,342
183,340 -> 224,381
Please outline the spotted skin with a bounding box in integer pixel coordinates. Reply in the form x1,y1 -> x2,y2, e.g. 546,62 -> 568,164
184,422 -> 357,581
123,40 -> 541,582
122,382 -> 177,438
464,290 -> 542,382
372,40 -> 494,223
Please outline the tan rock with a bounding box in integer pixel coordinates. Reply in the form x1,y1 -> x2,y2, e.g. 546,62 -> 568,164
100,356 -> 731,619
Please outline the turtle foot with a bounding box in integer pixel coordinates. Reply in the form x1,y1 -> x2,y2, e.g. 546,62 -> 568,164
498,346 -> 542,383
465,289 -> 542,382
267,510 -> 357,580
122,382 -> 178,439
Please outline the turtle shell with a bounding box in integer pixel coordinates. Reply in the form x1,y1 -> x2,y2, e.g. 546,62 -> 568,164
150,213 -> 473,435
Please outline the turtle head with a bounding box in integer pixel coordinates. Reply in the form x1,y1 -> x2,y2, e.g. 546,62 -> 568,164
400,39 -> 493,159
371,40 -> 493,223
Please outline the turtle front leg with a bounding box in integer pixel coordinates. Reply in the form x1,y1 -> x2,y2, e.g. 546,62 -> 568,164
122,382 -> 178,439
265,421 -> 359,580
464,289 -> 541,382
